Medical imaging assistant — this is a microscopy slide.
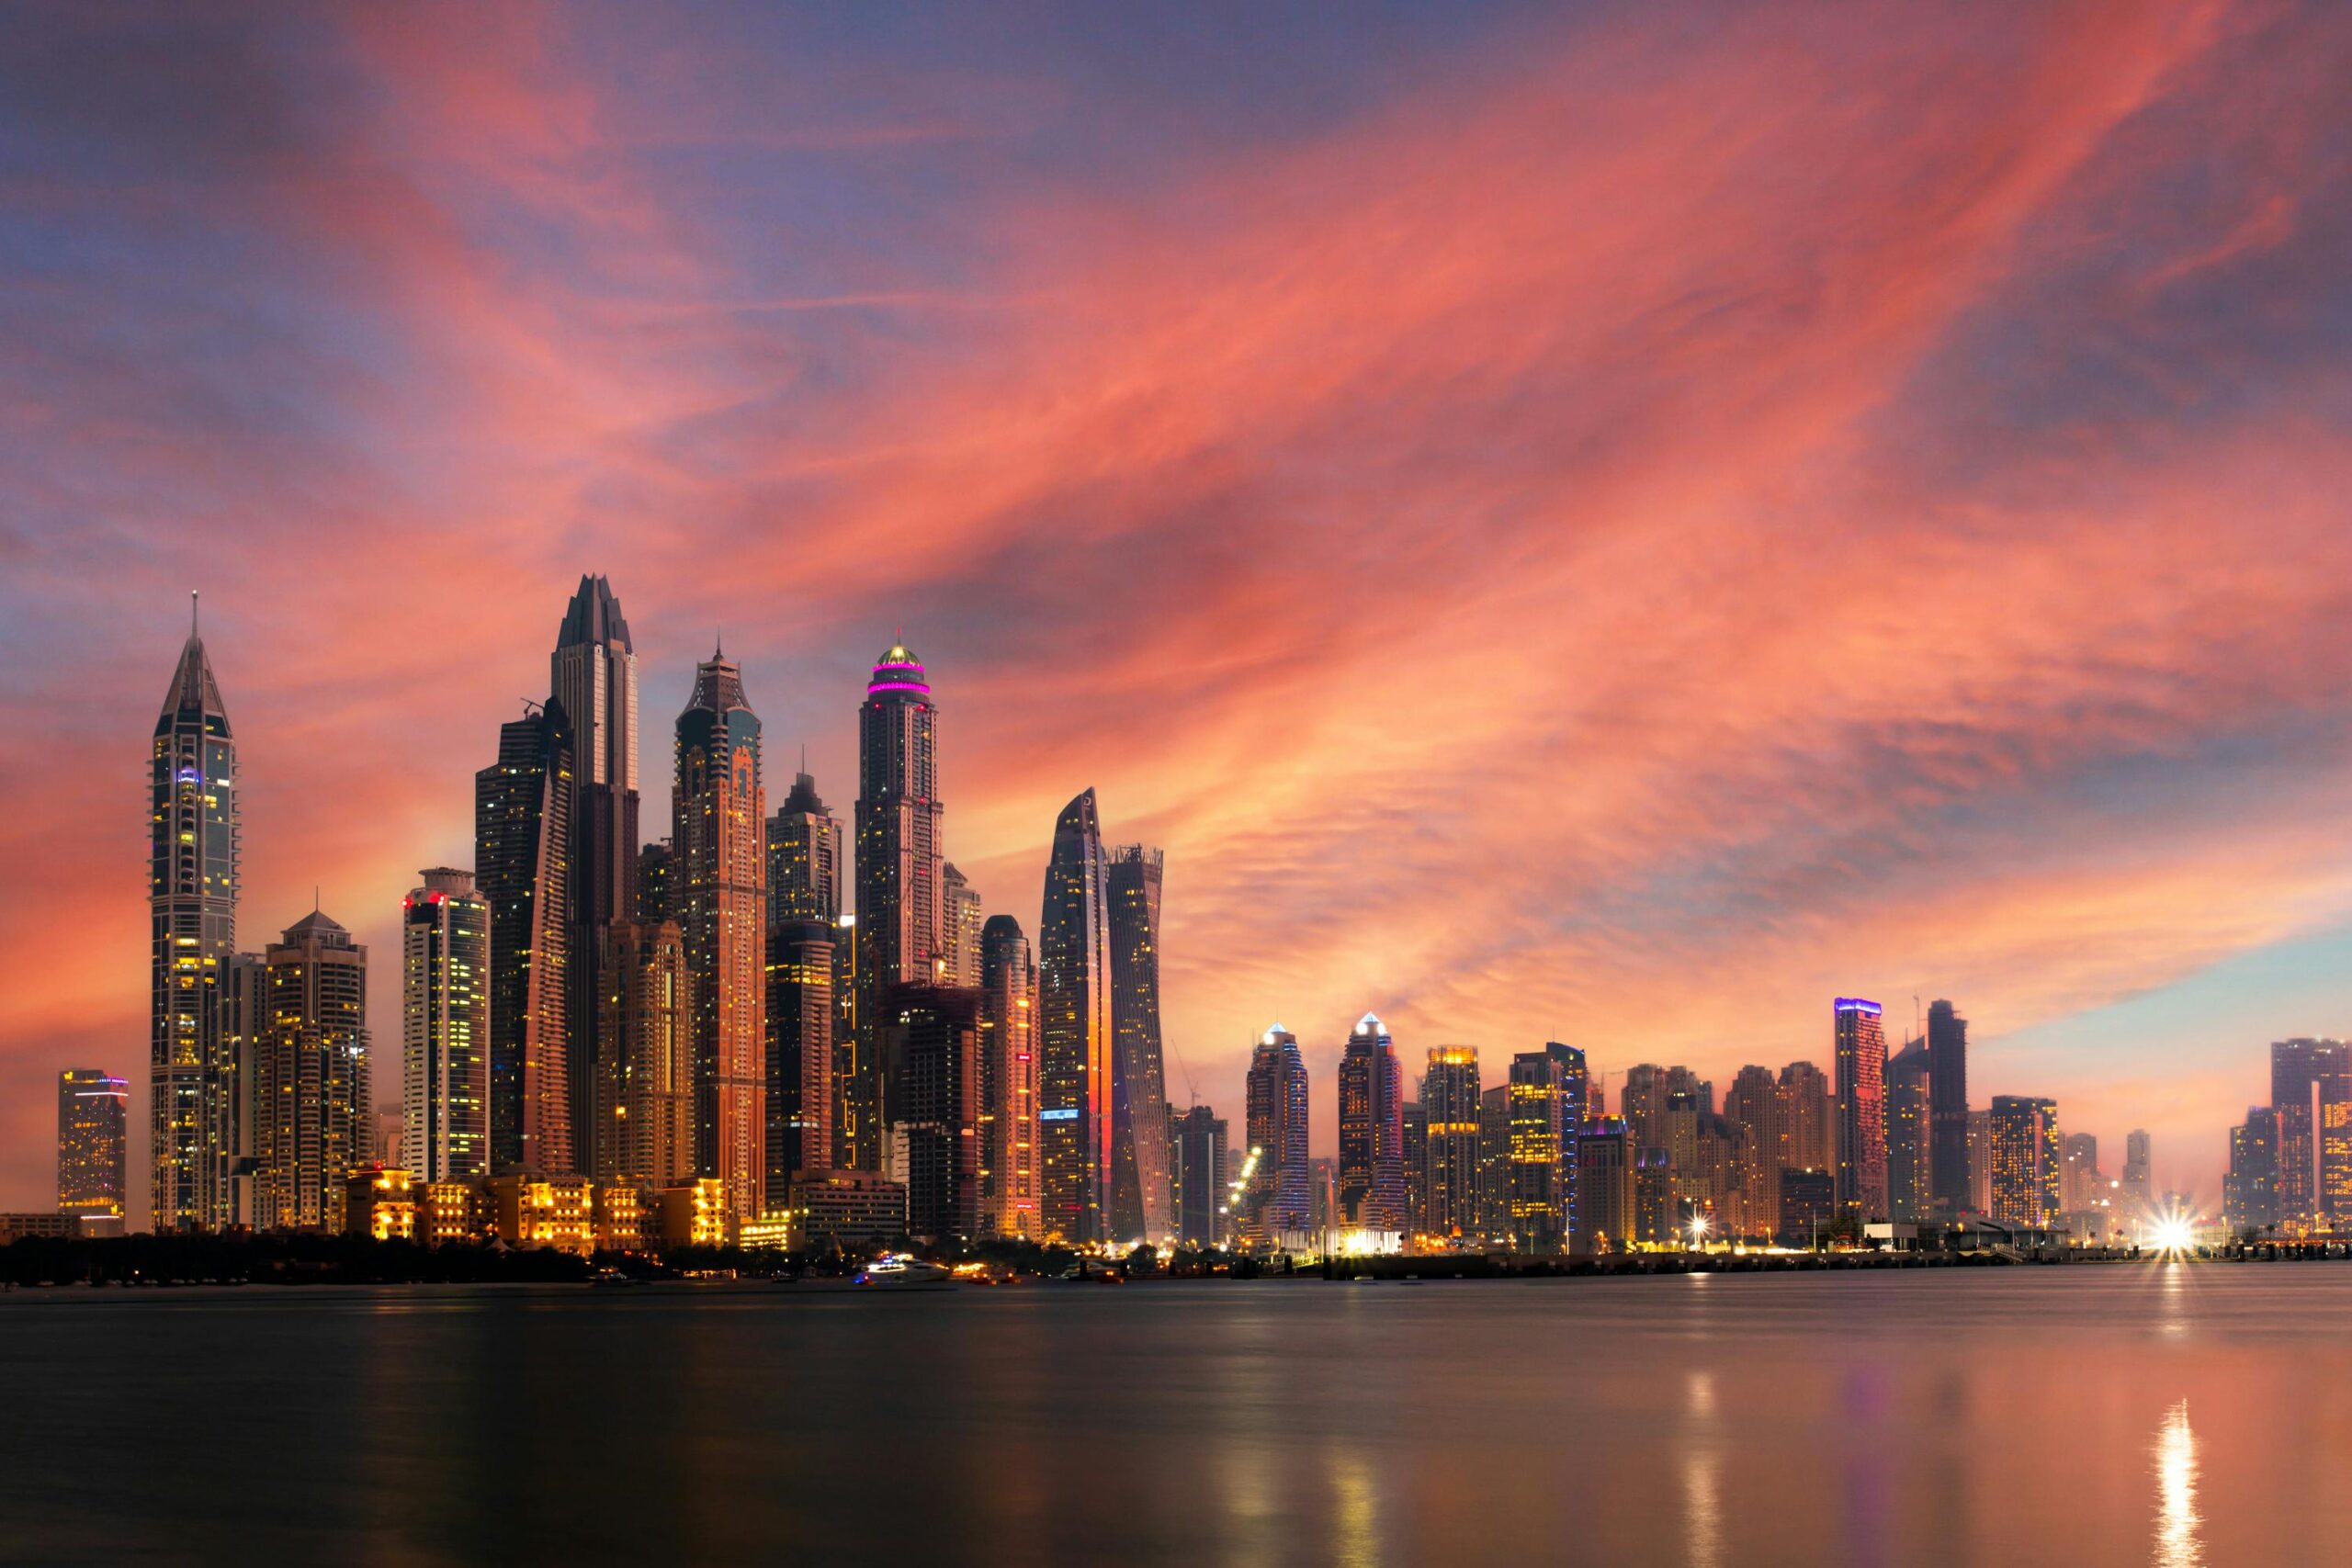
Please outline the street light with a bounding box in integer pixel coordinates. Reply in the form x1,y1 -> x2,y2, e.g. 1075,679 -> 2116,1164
1686,1212 -> 1712,1252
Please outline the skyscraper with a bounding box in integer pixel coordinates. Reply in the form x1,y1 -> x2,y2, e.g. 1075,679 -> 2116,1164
1577,1117 -> 1636,1251
854,643 -> 944,1169
1241,1024 -> 1311,1246
769,771 -> 842,925
476,698 -> 575,1175
1776,1060 -> 1833,1178
253,910 -> 369,1231
878,986 -> 982,1245
1833,998 -> 1888,1220
1926,998 -> 1971,1215
1507,1048 -> 1575,1252
637,839 -> 674,927
552,576 -> 640,1178
596,919 -> 693,1187
1988,1095 -> 2061,1227
401,869 -> 490,1183
2061,1133 -> 2103,1213
150,595 -> 239,1232
1421,1046 -> 1482,1240
2224,1108 -> 2278,1235
1724,1066 -> 1781,1235
1107,844 -> 1173,1244
58,1070 -> 129,1225
1038,788 -> 1114,1244
765,767 -> 843,1190
675,647 -> 767,1221
2270,1038 -> 2349,1232
1884,1035 -> 1931,1225
2120,1128 -> 2154,1221
978,915 -> 1039,1238
941,863 -> 982,986
1337,1014 -> 1408,1232
1170,1104 -> 1227,1248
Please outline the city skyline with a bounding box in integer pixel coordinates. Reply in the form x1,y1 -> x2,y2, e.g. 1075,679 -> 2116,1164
10,6 -> 2352,1210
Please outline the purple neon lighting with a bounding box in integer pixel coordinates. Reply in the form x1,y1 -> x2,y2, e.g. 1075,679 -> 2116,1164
867,681 -> 931,695
1833,998 -> 1883,1015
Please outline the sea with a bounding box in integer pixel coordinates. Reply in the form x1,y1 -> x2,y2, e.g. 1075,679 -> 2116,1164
2,1262 -> 2346,1565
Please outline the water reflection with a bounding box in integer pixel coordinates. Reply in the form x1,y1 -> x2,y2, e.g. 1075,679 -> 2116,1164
2153,1400 -> 2202,1568
1328,1448 -> 1380,1568
1681,1371 -> 1722,1568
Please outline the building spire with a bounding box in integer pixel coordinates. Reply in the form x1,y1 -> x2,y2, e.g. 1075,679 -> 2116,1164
190,590 -> 199,639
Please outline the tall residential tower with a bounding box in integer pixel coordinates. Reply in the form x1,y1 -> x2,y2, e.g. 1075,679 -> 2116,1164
852,645 -> 944,1169
1037,789 -> 1113,1243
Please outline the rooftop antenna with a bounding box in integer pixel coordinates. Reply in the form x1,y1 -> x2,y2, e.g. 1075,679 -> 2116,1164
190,591 -> 199,637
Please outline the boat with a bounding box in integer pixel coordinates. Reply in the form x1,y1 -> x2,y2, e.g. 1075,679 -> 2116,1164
854,1254 -> 956,1291
589,1268 -> 641,1289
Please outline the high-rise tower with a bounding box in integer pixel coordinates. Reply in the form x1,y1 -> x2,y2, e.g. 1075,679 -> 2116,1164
767,769 -> 842,1192
1338,1014 -> 1407,1233
1926,998 -> 1970,1214
853,644 -> 944,1170
149,594 -> 239,1232
254,909 -> 369,1231
675,647 -> 767,1221
1108,844 -> 1172,1244
475,699 -> 574,1174
1421,1047 -> 1482,1240
978,914 -> 1040,1238
1885,1035 -> 1931,1224
597,919 -> 693,1187
401,869 -> 490,1183
1242,1025 -> 1311,1246
1833,998 -> 1888,1221
1037,788 -> 1113,1244
58,1070 -> 130,1226
2271,1038 -> 2349,1232
552,575 -> 640,1177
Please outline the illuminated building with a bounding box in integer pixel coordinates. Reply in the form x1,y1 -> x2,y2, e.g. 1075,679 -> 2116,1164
769,769 -> 842,926
1776,1060 -> 1832,1178
489,1173 -> 596,1253
877,986 -> 983,1244
978,915 -> 1039,1238
1240,1025 -> 1311,1245
2061,1133 -> 2103,1213
2270,1038 -> 2350,1231
1577,1117 -> 1635,1252
674,647 -> 768,1220
1988,1096 -> 2062,1226
1723,1066 -> 1780,1235
2120,1128 -> 2154,1222
1623,1064 -> 1712,1155
57,1070 -> 129,1224
1833,998 -> 1888,1220
1107,844 -> 1173,1245
1634,1147 -> 1677,1247
0,1213 -> 74,1243
552,575 -> 642,1181
1689,1112 -> 1757,1239
793,1170 -> 908,1247
1170,1104 -> 1228,1248
476,696 -> 575,1174
1338,1014 -> 1408,1233
401,869 -> 490,1183
343,1168 -> 416,1241
2223,1108 -> 2278,1234
597,920 -> 693,1186
1506,1046 -> 1577,1252
253,910 -> 370,1231
637,839 -> 674,925
854,643 -> 945,1173
594,1183 -> 650,1250
767,917 -> 835,1190
1476,1084 -> 1510,1238
418,1181 -> 481,1246
1968,1107 -> 1992,1213
942,862 -> 981,985
1038,788 -> 1114,1243
832,914 -> 870,1170
1779,1168 -> 1834,1245
655,1178 -> 734,1248
1926,999 -> 1971,1215
1421,1047 -> 1481,1240
150,595 -> 240,1233
1401,1100 -> 1428,1237
1884,1035 -> 1931,1224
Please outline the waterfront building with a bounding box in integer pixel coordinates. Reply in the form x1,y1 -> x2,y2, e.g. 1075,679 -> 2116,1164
978,915 -> 1039,1238
594,1182 -> 649,1251
878,986 -> 983,1245
253,910 -> 370,1231
654,1178 -> 733,1249
488,1173 -> 596,1253
1988,1096 -> 2062,1227
1401,1100 -> 1429,1237
2270,1038 -> 2350,1231
401,869 -> 490,1183
1780,1168 -> 1835,1245
2224,1108 -> 2278,1234
1723,1065 -> 1780,1234
1338,1014 -> 1408,1233
597,920 -> 693,1187
476,696 -> 575,1174
1107,844 -> 1173,1244
942,862 -> 982,986
1506,1045 -> 1581,1252
417,1181 -> 482,1246
1421,1047 -> 1482,1240
1634,1146 -> 1677,1246
1170,1103 -> 1228,1248
1926,999 -> 1971,1214
552,576 -> 642,1180
1833,998 -> 1889,1220
1577,1117 -> 1635,1252
637,839 -> 674,926
343,1168 -> 416,1241
2061,1133 -> 2103,1213
2120,1128 -> 2154,1222
1885,1035 -> 1931,1224
854,644 -> 945,1172
150,596 -> 240,1232
675,648 -> 768,1220
1689,1112 -> 1758,1239
1968,1107 -> 1993,1213
793,1170 -> 909,1248
1623,1063 -> 1712,1153
1776,1061 -> 1832,1178
221,952 -> 266,1224
1038,789 -> 1114,1244
832,914 -> 868,1168
1476,1083 -> 1512,1238
766,916 -> 835,1190
57,1070 -> 129,1224
1240,1025 -> 1311,1246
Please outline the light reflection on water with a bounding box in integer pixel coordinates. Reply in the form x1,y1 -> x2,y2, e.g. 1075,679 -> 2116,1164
2,1264 -> 2347,1565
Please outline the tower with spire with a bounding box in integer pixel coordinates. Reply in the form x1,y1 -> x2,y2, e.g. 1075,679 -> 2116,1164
676,640 -> 767,1218
149,593 -> 240,1232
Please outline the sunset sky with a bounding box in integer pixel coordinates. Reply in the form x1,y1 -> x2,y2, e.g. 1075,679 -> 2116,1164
5,1 -> 2350,1210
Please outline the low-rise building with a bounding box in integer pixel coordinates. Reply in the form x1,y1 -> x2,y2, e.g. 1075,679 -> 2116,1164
343,1168 -> 417,1241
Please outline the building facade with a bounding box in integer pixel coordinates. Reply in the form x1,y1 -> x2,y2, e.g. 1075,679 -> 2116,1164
1038,789 -> 1114,1244
978,915 -> 1040,1239
1885,1035 -> 1931,1225
1833,998 -> 1889,1220
1421,1046 -> 1482,1241
597,920 -> 693,1187
254,910 -> 370,1231
1337,1014 -> 1408,1233
2224,1108 -> 2278,1235
941,862 -> 982,987
878,986 -> 983,1245
1107,844 -> 1173,1244
1926,998 -> 1971,1214
401,869 -> 490,1183
476,697 -> 575,1174
58,1070 -> 130,1224
1241,1025 -> 1311,1246
1170,1103 -> 1228,1249
853,645 -> 944,1172
150,599 -> 240,1232
1988,1095 -> 2062,1227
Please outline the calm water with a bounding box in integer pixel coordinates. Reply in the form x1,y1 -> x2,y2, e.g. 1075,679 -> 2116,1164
3,1263 -> 2348,1565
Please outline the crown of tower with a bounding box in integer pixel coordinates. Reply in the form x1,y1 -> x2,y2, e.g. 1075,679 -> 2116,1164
556,574 -> 634,652
868,642 -> 930,696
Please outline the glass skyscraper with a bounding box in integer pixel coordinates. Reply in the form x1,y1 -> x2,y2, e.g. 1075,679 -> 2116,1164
58,1069 -> 129,1224
1338,1013 -> 1407,1233
1038,789 -> 1113,1244
401,868 -> 490,1183
1107,844 -> 1172,1244
475,698 -> 574,1174
1833,998 -> 1888,1221
1926,998 -> 1971,1215
853,645 -> 944,1172
1242,1025 -> 1311,1246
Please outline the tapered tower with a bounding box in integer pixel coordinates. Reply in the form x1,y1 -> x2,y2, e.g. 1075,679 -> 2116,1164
1037,788 -> 1112,1243
851,643 -> 943,1168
